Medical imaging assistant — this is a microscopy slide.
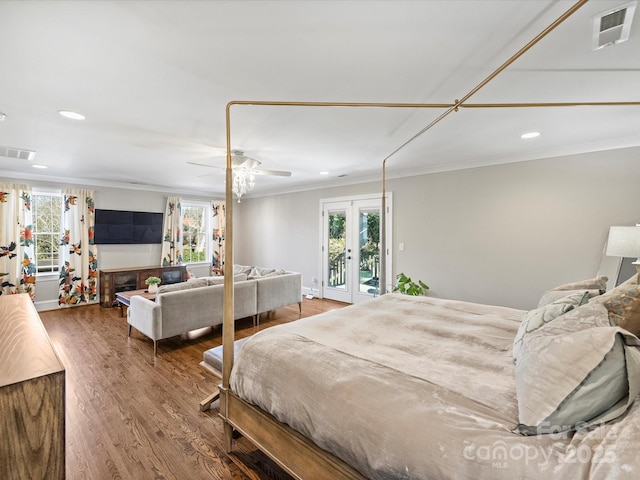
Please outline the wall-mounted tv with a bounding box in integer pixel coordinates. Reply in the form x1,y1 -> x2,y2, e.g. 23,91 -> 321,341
94,209 -> 164,244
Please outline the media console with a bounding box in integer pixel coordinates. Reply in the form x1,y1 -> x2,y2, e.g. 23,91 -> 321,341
99,265 -> 187,307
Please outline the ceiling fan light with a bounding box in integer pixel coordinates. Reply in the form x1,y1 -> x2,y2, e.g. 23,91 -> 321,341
232,169 -> 255,202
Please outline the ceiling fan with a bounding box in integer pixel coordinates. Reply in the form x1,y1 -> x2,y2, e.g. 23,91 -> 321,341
187,150 -> 291,202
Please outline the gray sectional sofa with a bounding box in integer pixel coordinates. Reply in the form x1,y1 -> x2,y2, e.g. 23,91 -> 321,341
127,267 -> 302,356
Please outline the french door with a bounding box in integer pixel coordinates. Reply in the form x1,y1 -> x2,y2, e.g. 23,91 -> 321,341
321,194 -> 391,304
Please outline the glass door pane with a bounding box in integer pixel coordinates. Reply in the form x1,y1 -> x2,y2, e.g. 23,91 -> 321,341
328,210 -> 347,290
357,208 -> 380,297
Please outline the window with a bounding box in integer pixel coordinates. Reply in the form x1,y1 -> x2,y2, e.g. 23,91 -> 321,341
182,202 -> 209,263
33,193 -> 63,274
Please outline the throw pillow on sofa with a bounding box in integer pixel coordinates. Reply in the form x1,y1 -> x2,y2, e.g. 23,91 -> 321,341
248,266 -> 275,278
234,264 -> 252,275
157,278 -> 207,294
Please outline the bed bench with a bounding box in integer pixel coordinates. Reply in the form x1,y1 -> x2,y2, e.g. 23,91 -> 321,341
199,337 -> 250,411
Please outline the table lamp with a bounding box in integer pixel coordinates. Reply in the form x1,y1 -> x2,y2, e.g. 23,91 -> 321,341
606,225 -> 640,282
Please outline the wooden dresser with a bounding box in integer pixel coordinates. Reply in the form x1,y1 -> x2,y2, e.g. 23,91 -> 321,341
0,294 -> 65,479
99,264 -> 187,307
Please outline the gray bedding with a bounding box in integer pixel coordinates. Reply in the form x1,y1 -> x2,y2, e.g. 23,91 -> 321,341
230,293 -> 640,479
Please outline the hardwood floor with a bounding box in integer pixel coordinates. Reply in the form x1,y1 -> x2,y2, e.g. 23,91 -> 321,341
39,297 -> 346,480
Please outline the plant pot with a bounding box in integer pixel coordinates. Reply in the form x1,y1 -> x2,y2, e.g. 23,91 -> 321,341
148,283 -> 158,293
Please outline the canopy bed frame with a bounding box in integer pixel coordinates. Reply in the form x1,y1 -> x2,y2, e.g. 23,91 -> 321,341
215,1 -> 640,478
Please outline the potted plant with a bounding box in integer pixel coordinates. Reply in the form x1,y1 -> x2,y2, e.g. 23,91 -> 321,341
393,272 -> 429,296
145,276 -> 161,293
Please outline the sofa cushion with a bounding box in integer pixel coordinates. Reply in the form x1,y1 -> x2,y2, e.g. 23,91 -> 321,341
157,278 -> 207,295
204,273 -> 248,285
248,266 -> 274,278
233,264 -> 252,275
248,267 -> 286,279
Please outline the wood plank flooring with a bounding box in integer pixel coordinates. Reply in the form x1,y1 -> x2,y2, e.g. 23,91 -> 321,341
38,297 -> 346,480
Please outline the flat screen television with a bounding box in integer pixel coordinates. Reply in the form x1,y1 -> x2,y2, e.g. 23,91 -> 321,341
94,209 -> 164,244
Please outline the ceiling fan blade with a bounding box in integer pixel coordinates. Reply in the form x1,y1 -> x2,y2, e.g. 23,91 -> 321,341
186,161 -> 223,169
253,169 -> 292,177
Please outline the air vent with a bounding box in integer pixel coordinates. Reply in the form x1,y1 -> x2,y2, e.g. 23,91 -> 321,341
592,1 -> 637,49
0,145 -> 36,161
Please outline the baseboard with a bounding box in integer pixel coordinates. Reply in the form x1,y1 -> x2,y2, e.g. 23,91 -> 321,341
35,299 -> 99,312
302,287 -> 321,299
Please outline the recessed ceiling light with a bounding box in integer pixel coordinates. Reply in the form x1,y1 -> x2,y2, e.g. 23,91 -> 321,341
320,171 -> 329,175
32,164 -> 48,169
58,110 -> 86,120
521,131 -> 540,139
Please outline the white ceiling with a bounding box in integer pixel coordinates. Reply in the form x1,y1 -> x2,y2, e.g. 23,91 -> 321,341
0,0 -> 639,199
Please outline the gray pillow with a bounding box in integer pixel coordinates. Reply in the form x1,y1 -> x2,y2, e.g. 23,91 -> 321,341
205,273 -> 248,285
513,291 -> 589,363
515,302 -> 640,435
260,269 -> 286,278
248,266 -> 277,279
233,264 -> 252,275
156,278 -> 207,294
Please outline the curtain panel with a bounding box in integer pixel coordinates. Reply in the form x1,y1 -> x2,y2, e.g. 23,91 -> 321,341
0,183 -> 36,299
161,196 -> 183,266
211,200 -> 225,275
58,189 -> 97,305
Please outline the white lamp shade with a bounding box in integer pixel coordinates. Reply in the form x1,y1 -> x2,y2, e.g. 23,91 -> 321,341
606,226 -> 640,258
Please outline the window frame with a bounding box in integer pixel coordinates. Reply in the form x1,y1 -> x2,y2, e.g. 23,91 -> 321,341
32,189 -> 63,277
181,200 -> 211,265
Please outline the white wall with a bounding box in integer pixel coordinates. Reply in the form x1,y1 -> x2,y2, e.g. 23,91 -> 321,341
235,147 -> 640,310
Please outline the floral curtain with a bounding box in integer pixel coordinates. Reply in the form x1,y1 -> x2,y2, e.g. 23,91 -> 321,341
211,200 -> 225,275
58,189 -> 97,305
161,196 -> 183,266
0,183 -> 36,299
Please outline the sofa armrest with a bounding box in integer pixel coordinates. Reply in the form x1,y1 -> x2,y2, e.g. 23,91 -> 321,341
127,295 -> 163,341
256,273 -> 302,313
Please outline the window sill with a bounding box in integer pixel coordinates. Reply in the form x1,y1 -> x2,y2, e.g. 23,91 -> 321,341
36,272 -> 60,282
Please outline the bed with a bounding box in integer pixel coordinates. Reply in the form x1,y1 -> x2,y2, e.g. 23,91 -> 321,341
215,3 -> 640,476
219,284 -> 640,480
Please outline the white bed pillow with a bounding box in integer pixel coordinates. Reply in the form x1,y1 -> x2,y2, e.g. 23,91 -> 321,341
513,291 -> 588,364
515,301 -> 640,435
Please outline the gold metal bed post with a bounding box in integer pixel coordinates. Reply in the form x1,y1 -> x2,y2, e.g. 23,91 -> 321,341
221,102 -> 235,450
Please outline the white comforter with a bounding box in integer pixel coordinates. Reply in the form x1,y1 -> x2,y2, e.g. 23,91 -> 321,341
230,293 -> 640,479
